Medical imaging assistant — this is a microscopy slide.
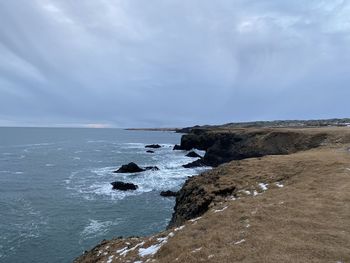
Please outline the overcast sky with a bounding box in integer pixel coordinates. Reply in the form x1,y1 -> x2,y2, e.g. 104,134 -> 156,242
0,0 -> 349,127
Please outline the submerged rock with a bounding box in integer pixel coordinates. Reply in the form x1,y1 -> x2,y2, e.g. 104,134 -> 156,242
144,166 -> 160,171
160,190 -> 178,197
186,151 -> 202,158
111,181 -> 138,191
114,162 -> 145,173
146,150 -> 155,153
145,144 -> 161,149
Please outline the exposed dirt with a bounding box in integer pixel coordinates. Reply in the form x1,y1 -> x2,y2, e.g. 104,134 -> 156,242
74,127 -> 350,263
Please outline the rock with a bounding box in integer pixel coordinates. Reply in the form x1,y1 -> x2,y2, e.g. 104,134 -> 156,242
111,181 -> 138,191
183,159 -> 205,168
145,144 -> 161,149
160,190 -> 178,197
114,162 -> 145,173
173,144 -> 182,150
146,150 -> 155,153
186,151 -> 202,158
179,129 -> 329,167
144,166 -> 160,171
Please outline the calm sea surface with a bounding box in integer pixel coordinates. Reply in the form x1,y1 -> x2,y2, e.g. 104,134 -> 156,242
0,128 -> 206,263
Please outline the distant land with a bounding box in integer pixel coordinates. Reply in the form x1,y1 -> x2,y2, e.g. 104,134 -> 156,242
126,118 -> 350,132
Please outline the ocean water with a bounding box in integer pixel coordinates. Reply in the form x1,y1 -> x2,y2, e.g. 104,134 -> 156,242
0,128 -> 207,263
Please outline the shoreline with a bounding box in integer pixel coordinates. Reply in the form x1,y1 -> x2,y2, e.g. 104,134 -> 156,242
74,126 -> 350,263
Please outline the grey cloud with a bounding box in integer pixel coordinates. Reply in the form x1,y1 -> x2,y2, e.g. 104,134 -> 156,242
0,0 -> 349,127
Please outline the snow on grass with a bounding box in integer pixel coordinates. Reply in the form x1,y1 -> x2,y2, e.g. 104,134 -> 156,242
118,242 -> 145,257
168,232 -> 175,237
106,255 -> 114,263
234,239 -> 246,245
189,217 -> 202,222
116,247 -> 128,254
213,206 -> 228,213
241,190 -> 251,195
227,195 -> 237,201
139,243 -> 163,257
191,247 -> 202,253
259,183 -> 268,191
275,182 -> 284,188
253,190 -> 258,196
139,236 -> 169,257
174,225 -> 185,231
208,254 -> 214,259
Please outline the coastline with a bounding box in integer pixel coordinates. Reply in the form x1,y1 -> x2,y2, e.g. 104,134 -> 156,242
75,126 -> 350,263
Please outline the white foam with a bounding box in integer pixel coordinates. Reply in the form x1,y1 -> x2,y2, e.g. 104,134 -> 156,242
80,219 -> 118,239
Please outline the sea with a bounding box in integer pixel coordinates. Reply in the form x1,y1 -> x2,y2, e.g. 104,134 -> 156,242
0,128 -> 207,263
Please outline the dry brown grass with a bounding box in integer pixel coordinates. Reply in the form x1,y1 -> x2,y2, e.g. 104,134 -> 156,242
75,128 -> 350,263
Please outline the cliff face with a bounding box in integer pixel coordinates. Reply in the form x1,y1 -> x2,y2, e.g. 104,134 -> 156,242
168,127 -> 350,228
180,128 -> 328,167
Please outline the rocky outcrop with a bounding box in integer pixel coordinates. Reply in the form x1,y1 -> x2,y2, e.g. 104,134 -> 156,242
111,181 -> 138,191
185,151 -> 202,158
145,144 -> 161,149
146,150 -> 155,153
182,159 -> 205,168
168,171 -> 236,228
114,162 -> 145,173
179,128 -> 329,167
114,163 -> 160,173
173,144 -> 182,150
160,190 -> 178,197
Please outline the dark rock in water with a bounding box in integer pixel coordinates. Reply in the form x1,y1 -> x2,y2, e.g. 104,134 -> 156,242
146,150 -> 155,153
145,144 -> 161,149
160,190 -> 178,197
114,162 -> 145,173
173,144 -> 183,150
186,151 -> 202,158
111,181 -> 138,191
182,159 -> 205,168
144,166 -> 160,171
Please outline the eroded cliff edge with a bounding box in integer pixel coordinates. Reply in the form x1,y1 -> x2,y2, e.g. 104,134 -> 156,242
168,127 -> 349,227
74,127 -> 350,263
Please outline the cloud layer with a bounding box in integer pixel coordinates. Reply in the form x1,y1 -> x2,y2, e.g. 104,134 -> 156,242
1,0 -> 350,127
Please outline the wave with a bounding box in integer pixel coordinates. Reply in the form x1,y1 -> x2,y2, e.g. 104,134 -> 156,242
80,219 -> 117,240
65,146 -> 210,201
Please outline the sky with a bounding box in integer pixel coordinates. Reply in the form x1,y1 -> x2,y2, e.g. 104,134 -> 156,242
0,0 -> 350,128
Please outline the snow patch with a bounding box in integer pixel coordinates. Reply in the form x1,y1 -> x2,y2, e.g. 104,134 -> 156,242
213,206 -> 228,213
189,217 -> 202,222
259,183 -> 268,191
119,242 -> 145,257
234,239 -> 246,245
174,226 -> 185,231
275,182 -> 284,188
191,247 -> 202,253
106,255 -> 114,263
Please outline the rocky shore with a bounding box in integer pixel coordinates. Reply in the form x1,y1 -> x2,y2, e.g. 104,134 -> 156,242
74,126 -> 350,263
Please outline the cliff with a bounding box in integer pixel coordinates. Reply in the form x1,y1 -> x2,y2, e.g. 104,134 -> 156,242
74,127 -> 350,263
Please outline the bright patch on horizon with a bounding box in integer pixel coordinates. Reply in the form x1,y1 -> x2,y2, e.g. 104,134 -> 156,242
85,123 -> 110,128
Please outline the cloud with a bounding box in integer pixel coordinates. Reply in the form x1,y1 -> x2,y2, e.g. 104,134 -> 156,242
0,0 -> 349,127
